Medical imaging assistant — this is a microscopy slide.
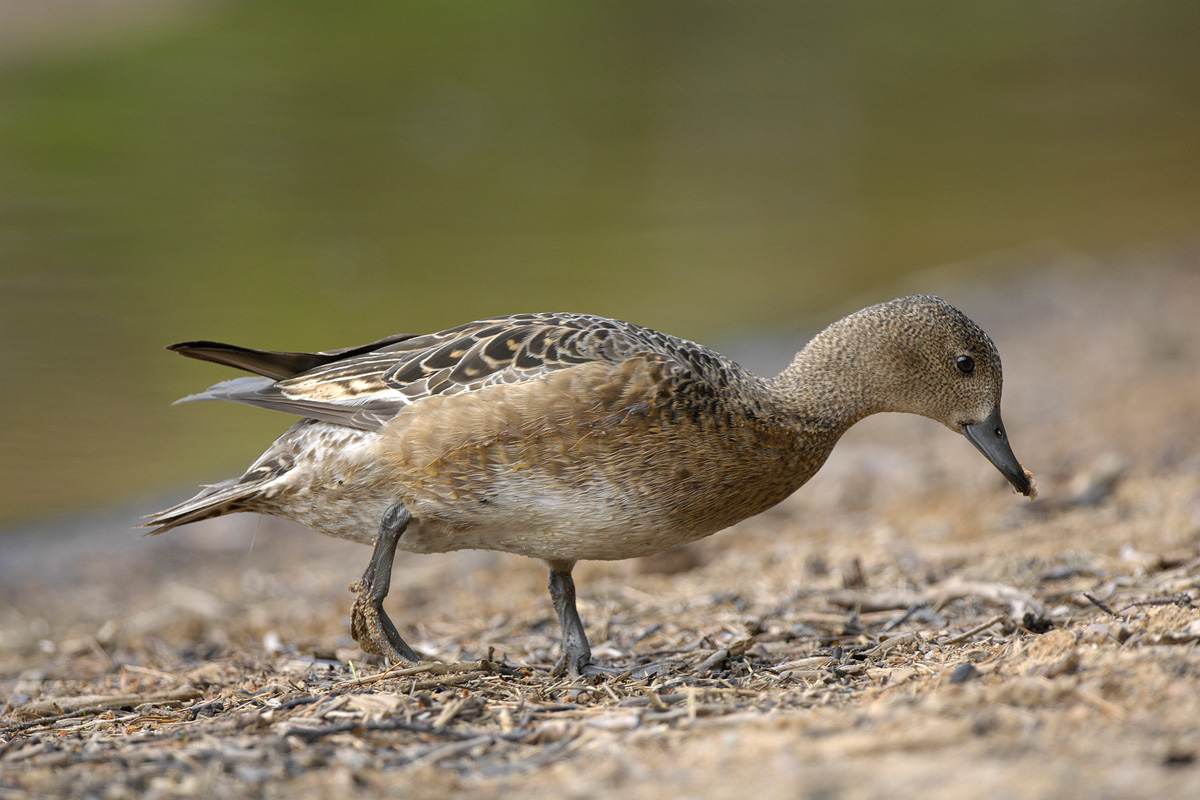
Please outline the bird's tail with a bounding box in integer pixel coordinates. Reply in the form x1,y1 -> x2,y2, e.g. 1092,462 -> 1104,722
141,478 -> 262,535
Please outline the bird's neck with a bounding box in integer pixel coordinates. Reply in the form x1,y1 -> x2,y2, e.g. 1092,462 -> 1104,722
768,310 -> 918,434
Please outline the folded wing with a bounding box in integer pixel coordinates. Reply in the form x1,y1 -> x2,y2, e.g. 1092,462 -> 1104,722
169,313 -> 733,431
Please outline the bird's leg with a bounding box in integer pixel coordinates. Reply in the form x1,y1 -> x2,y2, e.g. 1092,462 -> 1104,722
547,560 -> 592,677
546,560 -> 682,680
349,502 -> 420,664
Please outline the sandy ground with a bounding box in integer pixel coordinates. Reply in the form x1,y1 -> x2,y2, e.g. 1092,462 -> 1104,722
2,247 -> 1200,798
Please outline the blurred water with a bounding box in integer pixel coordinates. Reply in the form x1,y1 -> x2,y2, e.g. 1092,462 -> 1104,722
1,1 -> 1198,527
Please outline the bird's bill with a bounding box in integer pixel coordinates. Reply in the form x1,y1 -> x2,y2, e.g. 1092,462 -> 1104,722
963,409 -> 1034,497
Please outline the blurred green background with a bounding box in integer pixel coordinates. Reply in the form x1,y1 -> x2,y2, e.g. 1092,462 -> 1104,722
2,1 -> 1198,528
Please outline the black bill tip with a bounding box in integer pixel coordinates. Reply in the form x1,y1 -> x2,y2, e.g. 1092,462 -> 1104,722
963,409 -> 1034,497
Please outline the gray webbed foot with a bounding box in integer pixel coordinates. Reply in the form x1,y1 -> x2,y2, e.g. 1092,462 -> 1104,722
349,502 -> 420,664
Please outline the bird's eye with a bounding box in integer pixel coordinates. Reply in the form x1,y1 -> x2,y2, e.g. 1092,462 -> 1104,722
956,355 -> 975,375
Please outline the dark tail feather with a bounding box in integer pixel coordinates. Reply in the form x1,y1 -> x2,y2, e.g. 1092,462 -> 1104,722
141,478 -> 260,535
168,334 -> 419,380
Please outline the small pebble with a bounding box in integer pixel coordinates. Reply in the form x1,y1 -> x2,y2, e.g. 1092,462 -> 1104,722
949,662 -> 981,684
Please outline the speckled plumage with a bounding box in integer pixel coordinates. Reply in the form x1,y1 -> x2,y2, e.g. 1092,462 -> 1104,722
146,296 -> 1033,675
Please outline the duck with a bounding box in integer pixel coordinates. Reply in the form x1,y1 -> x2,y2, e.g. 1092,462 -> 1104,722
145,295 -> 1034,677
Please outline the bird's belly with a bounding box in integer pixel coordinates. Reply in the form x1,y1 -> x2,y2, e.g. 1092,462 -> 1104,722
248,436 -> 712,558
390,440 -> 805,561
254,401 -> 812,562
267,462 -> 727,560
396,489 -> 723,562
